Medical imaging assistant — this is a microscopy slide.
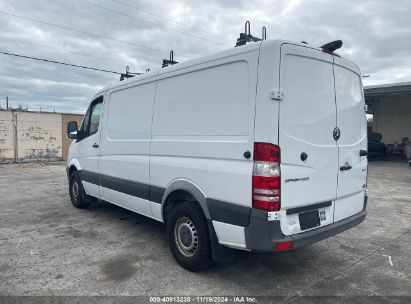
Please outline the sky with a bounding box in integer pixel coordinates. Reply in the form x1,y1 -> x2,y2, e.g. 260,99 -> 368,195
0,0 -> 410,114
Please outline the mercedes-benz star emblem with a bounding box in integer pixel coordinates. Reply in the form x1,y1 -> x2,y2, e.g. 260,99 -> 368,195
333,127 -> 341,141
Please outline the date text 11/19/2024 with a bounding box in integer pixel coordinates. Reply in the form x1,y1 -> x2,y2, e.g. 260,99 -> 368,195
149,296 -> 258,303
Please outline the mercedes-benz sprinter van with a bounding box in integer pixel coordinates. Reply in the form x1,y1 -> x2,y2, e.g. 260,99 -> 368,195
66,39 -> 368,271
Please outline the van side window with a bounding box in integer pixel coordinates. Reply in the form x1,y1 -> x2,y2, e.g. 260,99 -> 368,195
80,107 -> 91,139
79,96 -> 103,140
89,101 -> 102,136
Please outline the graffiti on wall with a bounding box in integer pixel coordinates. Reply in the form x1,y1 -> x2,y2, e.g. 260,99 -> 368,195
21,126 -> 61,160
0,120 -> 8,145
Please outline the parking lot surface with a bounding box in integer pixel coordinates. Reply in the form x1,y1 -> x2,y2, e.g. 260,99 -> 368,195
0,161 -> 410,301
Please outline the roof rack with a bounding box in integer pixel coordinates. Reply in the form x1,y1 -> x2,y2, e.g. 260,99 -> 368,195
162,50 -> 178,68
235,21 -> 267,47
119,66 -> 143,81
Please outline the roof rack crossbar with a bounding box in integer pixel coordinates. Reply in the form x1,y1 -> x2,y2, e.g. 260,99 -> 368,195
162,50 -> 179,68
235,21 -> 267,47
120,66 -> 143,81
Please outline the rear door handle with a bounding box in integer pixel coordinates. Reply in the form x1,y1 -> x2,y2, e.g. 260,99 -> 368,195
92,143 -> 99,148
340,165 -> 352,171
360,149 -> 368,157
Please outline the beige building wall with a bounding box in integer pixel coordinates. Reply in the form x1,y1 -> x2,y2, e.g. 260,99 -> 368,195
0,110 -> 85,162
0,111 -> 15,161
16,112 -> 63,161
62,114 -> 84,160
373,95 -> 411,144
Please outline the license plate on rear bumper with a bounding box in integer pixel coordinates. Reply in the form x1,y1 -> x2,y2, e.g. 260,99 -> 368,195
299,210 -> 321,231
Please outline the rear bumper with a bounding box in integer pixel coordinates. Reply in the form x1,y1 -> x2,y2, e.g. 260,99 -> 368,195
244,199 -> 367,253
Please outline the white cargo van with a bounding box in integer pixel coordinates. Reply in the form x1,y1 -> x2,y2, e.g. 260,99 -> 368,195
66,38 -> 368,271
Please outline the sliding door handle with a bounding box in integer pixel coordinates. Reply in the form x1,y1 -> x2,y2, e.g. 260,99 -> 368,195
92,143 -> 99,148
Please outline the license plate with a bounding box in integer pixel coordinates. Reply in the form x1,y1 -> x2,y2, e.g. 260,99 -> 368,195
299,210 -> 321,231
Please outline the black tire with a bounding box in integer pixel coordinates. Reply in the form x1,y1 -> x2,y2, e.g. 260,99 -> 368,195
69,171 -> 90,209
167,202 -> 214,271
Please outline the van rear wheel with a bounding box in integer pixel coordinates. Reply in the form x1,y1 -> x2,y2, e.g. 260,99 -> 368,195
167,202 -> 214,271
69,171 -> 90,209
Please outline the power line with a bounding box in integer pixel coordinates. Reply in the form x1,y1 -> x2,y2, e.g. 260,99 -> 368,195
0,51 -> 142,75
111,0 -> 230,41
0,10 -> 188,57
78,0 -> 231,47
0,94 -> 85,99
0,35 -> 136,66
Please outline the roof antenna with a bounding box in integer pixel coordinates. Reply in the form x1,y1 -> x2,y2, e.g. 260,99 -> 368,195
162,50 -> 179,68
262,26 -> 267,40
235,21 -> 264,47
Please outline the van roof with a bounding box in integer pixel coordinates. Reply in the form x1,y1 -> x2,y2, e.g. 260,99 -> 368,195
93,39 -> 359,98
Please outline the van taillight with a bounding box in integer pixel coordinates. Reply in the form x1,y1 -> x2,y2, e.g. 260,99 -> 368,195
252,143 -> 281,211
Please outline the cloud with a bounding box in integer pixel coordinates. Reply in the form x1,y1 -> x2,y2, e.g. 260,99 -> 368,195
0,0 -> 410,113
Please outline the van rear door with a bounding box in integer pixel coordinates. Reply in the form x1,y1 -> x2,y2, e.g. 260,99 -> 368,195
278,44 -> 338,236
333,57 -> 368,222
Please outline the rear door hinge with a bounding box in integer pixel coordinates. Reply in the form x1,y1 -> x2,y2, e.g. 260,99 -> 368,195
270,90 -> 284,100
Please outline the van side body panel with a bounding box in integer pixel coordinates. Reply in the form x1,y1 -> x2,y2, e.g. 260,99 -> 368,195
151,48 -> 259,207
99,73 -> 158,218
150,46 -> 260,249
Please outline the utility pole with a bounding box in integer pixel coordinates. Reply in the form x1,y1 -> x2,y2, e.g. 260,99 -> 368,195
6,96 -> 8,110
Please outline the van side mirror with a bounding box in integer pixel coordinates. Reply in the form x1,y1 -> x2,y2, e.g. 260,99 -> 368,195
67,121 -> 78,139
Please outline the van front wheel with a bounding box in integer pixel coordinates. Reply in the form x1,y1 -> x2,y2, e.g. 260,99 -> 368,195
69,171 -> 90,209
167,202 -> 214,271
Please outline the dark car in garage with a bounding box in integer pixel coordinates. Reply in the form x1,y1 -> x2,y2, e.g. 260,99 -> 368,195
368,132 -> 387,160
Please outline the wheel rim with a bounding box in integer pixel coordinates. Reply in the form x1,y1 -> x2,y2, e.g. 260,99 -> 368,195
174,216 -> 198,257
72,181 -> 79,199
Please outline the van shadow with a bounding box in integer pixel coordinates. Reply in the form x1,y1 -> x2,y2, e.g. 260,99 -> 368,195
83,200 -> 336,287
85,199 -> 167,240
